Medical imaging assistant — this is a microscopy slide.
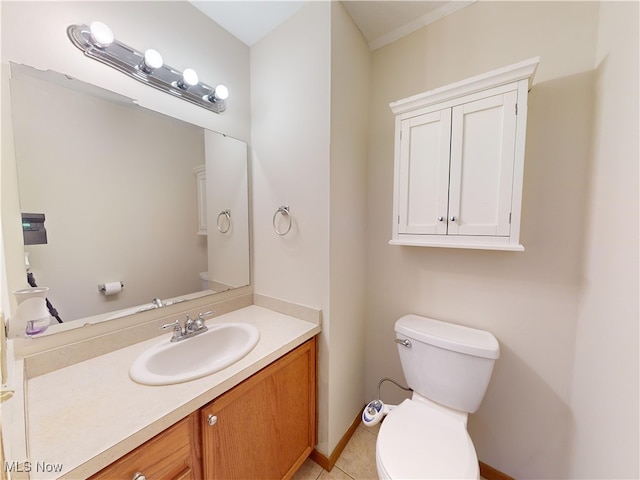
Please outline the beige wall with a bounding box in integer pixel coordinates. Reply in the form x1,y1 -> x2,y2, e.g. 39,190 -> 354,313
365,1 -> 636,478
250,1 -> 333,454
329,0 -> 370,456
205,130 -> 250,290
569,1 -> 639,477
250,1 -> 370,456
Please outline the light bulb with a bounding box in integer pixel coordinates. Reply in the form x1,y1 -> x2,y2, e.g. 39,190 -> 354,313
89,21 -> 114,48
213,84 -> 229,101
206,85 -> 229,103
140,49 -> 163,73
179,68 -> 199,88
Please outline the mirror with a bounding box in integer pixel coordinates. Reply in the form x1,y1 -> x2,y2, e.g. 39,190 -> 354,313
7,63 -> 250,327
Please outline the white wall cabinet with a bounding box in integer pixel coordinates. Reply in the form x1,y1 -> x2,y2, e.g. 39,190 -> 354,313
390,58 -> 539,251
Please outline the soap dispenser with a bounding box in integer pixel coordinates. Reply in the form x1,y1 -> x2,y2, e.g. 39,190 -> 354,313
10,287 -> 50,337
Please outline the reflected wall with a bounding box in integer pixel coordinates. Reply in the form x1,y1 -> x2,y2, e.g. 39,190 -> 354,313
7,65 -> 249,324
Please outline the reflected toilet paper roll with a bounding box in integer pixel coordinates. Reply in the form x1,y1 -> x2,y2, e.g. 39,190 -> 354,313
101,281 -> 123,296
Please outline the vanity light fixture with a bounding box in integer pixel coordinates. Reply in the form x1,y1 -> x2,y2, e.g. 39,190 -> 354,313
67,21 -> 228,114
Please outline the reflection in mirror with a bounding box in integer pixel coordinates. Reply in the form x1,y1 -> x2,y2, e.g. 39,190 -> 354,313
8,63 -> 250,328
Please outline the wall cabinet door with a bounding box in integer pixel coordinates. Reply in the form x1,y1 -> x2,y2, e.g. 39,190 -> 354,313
398,109 -> 451,235
448,91 -> 518,237
200,338 -> 316,480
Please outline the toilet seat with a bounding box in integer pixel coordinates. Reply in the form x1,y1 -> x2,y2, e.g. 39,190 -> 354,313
376,399 -> 479,479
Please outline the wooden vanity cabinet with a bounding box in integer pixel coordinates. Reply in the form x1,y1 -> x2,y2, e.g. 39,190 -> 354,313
89,412 -> 202,480
89,338 -> 316,480
200,337 -> 317,480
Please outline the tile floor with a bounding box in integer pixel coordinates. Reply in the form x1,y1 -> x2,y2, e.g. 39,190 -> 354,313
292,422 -> 380,480
292,421 -> 489,480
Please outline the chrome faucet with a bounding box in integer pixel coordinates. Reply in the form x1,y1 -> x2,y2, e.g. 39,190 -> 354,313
152,298 -> 165,308
137,298 -> 167,313
160,311 -> 215,342
184,315 -> 197,334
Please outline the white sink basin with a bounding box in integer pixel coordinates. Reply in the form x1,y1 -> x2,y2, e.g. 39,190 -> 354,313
129,322 -> 260,385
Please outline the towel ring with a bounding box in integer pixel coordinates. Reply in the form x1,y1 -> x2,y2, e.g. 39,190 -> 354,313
273,205 -> 292,236
217,209 -> 231,233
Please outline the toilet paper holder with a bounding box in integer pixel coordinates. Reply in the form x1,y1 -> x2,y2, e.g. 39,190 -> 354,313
98,281 -> 124,294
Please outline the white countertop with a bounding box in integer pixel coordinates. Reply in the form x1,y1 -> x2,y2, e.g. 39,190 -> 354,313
24,305 -> 320,479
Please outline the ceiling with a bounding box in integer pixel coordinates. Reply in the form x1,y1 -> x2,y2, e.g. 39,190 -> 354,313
191,1 -> 475,51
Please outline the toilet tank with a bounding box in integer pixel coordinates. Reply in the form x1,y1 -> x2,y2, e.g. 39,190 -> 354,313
395,314 -> 499,413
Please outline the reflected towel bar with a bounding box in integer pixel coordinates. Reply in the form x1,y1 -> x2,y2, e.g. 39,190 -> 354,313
273,206 -> 292,236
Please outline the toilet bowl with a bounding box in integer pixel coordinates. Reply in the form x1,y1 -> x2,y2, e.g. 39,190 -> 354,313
376,398 -> 478,479
373,314 -> 499,480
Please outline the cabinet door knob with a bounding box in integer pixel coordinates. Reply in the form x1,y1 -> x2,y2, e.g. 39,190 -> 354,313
437,216 -> 444,222
450,216 -> 456,222
132,473 -> 147,480
207,414 -> 218,426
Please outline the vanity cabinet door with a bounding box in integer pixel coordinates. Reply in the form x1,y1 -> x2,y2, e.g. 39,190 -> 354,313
89,413 -> 201,480
201,337 -> 317,480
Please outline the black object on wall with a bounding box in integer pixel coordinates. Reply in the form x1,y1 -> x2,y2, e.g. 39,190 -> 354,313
22,213 -> 47,245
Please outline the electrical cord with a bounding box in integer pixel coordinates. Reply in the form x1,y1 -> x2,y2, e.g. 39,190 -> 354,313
27,272 -> 63,323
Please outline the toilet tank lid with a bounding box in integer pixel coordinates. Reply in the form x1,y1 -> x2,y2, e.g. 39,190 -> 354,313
395,315 -> 500,359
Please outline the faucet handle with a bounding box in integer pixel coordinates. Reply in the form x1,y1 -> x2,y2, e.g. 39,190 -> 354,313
195,311 -> 215,330
160,320 -> 182,341
160,319 -> 180,330
197,310 -> 216,320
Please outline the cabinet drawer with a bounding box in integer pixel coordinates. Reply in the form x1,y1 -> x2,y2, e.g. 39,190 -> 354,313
89,413 -> 201,480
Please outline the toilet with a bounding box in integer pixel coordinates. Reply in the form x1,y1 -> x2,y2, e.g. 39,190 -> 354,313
375,314 -> 500,479
199,271 -> 209,291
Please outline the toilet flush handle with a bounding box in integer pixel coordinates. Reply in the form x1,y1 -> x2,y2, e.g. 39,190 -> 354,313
395,338 -> 411,348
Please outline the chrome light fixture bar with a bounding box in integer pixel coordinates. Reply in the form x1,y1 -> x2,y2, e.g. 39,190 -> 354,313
67,22 -> 229,114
